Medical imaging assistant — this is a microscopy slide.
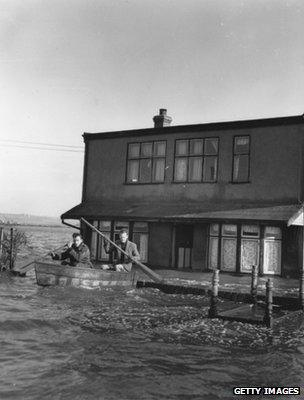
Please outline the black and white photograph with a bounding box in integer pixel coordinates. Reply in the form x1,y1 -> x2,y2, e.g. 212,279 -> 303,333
1,1 -> 304,399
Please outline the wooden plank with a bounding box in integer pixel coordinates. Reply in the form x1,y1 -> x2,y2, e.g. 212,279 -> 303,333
216,303 -> 301,326
217,304 -> 264,324
218,304 -> 252,317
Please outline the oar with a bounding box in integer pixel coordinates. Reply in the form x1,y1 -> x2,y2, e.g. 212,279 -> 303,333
14,244 -> 67,273
81,218 -> 164,283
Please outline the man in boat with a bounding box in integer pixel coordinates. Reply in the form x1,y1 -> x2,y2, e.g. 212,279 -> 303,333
102,229 -> 140,272
50,232 -> 93,268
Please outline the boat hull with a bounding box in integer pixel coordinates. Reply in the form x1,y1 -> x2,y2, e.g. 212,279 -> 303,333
35,262 -> 137,289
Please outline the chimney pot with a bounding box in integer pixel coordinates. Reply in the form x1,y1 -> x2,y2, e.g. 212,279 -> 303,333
153,108 -> 172,128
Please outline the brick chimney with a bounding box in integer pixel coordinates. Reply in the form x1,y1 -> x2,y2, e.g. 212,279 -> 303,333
153,108 -> 172,128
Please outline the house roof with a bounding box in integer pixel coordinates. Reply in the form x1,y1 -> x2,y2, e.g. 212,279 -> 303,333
83,115 -> 304,141
61,201 -> 301,224
288,205 -> 304,226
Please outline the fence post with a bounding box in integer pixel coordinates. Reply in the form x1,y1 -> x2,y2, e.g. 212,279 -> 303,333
9,228 -> 14,270
0,227 -> 3,270
251,265 -> 258,306
263,279 -> 273,328
300,268 -> 304,310
208,269 -> 219,318
0,227 -> 3,256
300,226 -> 304,309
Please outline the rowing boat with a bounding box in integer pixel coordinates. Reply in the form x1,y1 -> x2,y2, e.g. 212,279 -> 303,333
35,261 -> 138,289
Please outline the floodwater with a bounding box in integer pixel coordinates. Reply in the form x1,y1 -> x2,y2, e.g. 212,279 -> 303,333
1,226 -> 304,400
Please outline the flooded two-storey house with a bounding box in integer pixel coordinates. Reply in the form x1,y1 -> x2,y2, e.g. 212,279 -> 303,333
62,109 -> 304,278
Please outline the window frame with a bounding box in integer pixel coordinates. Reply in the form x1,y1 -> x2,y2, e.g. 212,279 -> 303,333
125,140 -> 167,184
231,135 -> 251,184
91,220 -> 149,263
173,137 -> 219,183
207,222 -> 282,276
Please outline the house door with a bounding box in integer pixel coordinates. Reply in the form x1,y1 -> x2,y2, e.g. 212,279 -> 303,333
175,225 -> 193,269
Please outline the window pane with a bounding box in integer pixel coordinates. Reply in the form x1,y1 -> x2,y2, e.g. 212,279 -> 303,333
133,222 -> 149,232
221,238 -> 237,271
152,158 -> 165,182
139,159 -> 152,182
264,227 -> 282,240
91,220 -> 99,260
133,232 -> 148,262
205,138 -> 218,155
189,139 -> 203,155
203,156 -> 217,182
174,157 -> 188,181
176,140 -> 188,156
141,142 -> 153,157
100,220 -> 111,231
241,239 -> 260,273
222,224 -> 237,236
98,232 -> 110,260
114,221 -> 129,231
233,155 -> 249,182
263,240 -> 281,274
241,225 -> 260,237
210,224 -> 219,236
127,160 -> 139,183
154,141 -> 166,156
128,143 -> 140,158
234,136 -> 250,154
189,157 -> 202,181
209,237 -> 219,270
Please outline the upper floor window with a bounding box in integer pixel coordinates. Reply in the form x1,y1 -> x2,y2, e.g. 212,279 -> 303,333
126,141 -> 166,183
232,136 -> 250,183
174,138 -> 219,182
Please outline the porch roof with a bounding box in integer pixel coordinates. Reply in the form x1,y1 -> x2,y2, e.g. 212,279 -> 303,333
61,201 -> 301,224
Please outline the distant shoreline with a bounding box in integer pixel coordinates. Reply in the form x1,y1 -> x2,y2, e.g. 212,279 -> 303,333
0,223 -> 72,228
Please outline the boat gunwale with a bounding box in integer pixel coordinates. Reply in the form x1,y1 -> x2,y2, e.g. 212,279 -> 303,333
35,261 -> 137,281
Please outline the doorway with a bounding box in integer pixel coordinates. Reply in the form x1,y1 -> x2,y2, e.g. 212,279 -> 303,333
175,225 -> 193,269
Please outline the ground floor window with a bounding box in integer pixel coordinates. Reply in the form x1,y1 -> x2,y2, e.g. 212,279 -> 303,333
221,224 -> 238,272
132,222 -> 149,262
90,220 -> 149,263
263,227 -> 282,275
208,223 -> 282,275
240,225 -> 260,273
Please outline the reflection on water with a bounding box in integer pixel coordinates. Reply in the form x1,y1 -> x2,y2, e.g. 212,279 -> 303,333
0,226 -> 304,399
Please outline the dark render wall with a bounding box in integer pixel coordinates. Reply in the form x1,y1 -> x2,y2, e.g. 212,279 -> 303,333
282,226 -> 301,278
84,124 -> 302,205
192,224 -> 208,271
148,223 -> 172,268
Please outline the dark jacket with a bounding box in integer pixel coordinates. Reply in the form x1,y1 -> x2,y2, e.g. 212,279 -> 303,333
53,243 -> 93,268
104,240 -> 140,270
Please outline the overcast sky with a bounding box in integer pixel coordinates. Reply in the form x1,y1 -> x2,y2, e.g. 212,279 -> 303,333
0,0 -> 304,217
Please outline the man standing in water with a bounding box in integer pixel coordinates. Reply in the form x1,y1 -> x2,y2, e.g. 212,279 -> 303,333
102,229 -> 140,272
50,232 -> 93,268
